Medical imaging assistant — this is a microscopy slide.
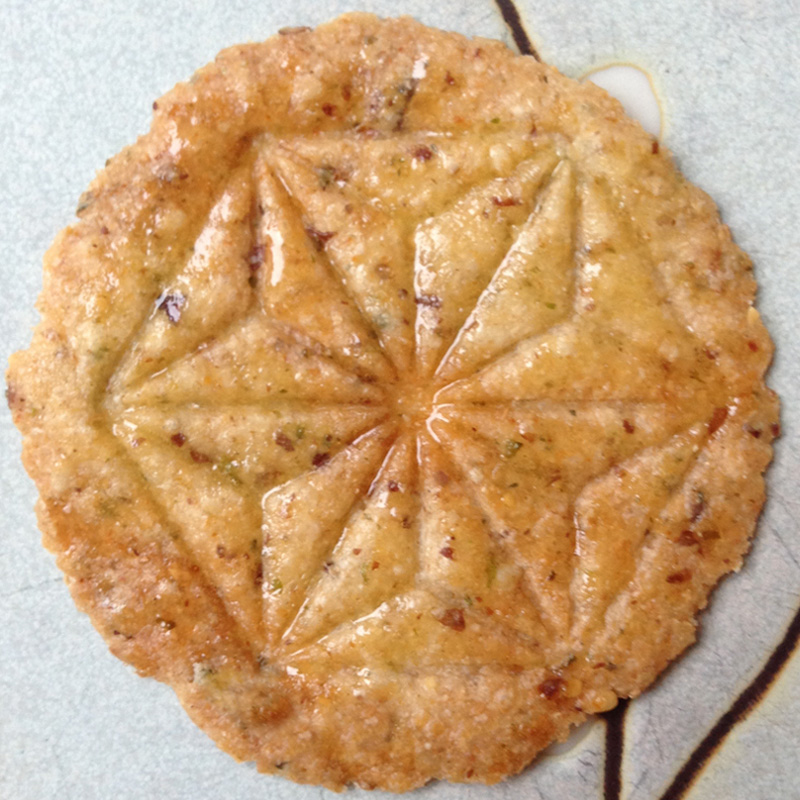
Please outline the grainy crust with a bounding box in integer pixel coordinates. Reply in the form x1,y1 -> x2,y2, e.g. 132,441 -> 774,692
7,13 -> 778,792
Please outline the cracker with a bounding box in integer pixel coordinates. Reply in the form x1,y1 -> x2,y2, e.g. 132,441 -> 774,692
7,13 -> 778,791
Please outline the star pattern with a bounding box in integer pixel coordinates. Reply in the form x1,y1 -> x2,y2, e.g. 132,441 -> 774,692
107,130 -> 729,670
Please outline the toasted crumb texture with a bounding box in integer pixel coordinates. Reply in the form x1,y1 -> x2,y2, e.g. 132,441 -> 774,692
7,13 -> 778,792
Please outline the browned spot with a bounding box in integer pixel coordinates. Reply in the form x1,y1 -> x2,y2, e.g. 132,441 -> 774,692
538,677 -> 565,699
274,431 -> 294,452
249,692 -> 293,725
305,227 -> 336,251
678,530 -> 700,546
190,449 -> 210,464
491,196 -> 522,207
690,493 -> 706,522
321,103 -> 337,117
667,568 -> 692,584
413,145 -> 434,161
747,340 -> 759,352
312,452 -> 330,469
622,419 -> 635,434
439,546 -> 454,560
170,432 -> 186,447
434,470 -> 450,486
652,140 -> 660,154
437,608 -> 465,631
248,244 -> 265,271
708,406 -> 729,435
415,293 -> 442,308
387,480 -> 400,492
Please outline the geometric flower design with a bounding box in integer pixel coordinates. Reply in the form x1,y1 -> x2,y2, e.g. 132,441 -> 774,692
105,130 -> 735,676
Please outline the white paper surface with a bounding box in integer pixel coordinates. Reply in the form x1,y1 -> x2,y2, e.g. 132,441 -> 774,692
2,2 -> 798,798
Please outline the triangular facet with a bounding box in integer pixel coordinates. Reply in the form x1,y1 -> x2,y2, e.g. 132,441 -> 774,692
571,423 -> 707,643
266,144 -> 416,372
437,161 -> 576,381
253,153 -> 394,384
115,312 -> 384,408
111,166 -> 255,392
115,427 -> 265,651
283,434 -> 419,647
413,151 -> 558,377
287,590 -> 549,671
262,425 -> 395,652
115,403 -> 386,493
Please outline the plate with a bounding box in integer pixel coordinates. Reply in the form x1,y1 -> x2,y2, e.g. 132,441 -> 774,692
1,1 -> 798,798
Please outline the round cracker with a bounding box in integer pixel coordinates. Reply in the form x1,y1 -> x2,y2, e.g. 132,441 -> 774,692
7,13 -> 778,791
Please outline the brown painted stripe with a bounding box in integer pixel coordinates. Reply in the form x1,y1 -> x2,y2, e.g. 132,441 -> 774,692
604,698 -> 629,799
493,0 -> 541,60
660,602 -> 800,799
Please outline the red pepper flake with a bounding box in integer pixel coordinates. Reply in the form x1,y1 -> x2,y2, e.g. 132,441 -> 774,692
371,561 -> 380,570
190,449 -> 210,464
652,141 -> 660,154
387,480 -> 400,492
100,225 -> 109,235
434,470 -> 450,486
708,406 -> 729,435
254,562 -> 263,587
352,548 -> 362,555
530,122 -> 538,135
677,529 -> 700,546
745,424 -> 762,438
704,347 -> 718,360
439,546 -> 455,560
666,568 -> 692,584
747,340 -> 759,352
438,608 -> 465,631
248,244 -> 265,272
273,431 -> 295,452
538,677 -> 565,699
491,196 -> 522,207
355,125 -> 381,138
413,145 -> 434,161
312,452 -> 330,468
445,71 -> 455,85
622,419 -> 635,434
771,422 -> 781,438
321,103 -> 337,117
170,432 -> 186,447
341,84 -> 352,101
152,101 -> 159,111
305,227 -> 336,251
401,515 -> 412,529
158,292 -> 185,324
690,493 -> 706,522
415,294 -> 442,309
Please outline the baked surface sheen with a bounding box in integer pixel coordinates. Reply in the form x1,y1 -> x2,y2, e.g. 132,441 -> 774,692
8,13 -> 778,791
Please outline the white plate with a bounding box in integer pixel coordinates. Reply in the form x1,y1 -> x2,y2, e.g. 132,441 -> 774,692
1,2 -> 797,798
